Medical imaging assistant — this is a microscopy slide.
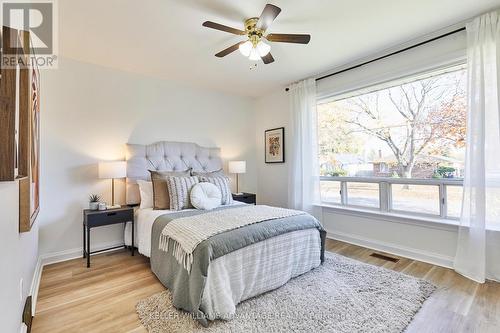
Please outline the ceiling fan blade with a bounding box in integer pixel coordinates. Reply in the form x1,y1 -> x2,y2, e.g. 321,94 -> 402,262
261,53 -> 275,64
215,42 -> 244,57
256,4 -> 281,31
202,21 -> 246,35
266,33 -> 311,44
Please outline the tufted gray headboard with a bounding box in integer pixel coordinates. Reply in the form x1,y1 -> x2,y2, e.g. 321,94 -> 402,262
125,141 -> 223,205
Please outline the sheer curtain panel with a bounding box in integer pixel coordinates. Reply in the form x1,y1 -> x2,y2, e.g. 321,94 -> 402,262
288,78 -> 321,215
454,11 -> 500,283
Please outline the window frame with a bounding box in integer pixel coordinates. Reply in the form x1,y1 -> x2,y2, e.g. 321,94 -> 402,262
316,63 -> 467,223
317,63 -> 467,106
344,181 -> 381,210
320,176 -> 463,221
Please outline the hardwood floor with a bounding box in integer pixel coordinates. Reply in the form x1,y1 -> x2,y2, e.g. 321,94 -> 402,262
32,240 -> 500,333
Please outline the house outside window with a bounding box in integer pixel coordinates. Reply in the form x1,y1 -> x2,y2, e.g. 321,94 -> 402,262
379,162 -> 389,174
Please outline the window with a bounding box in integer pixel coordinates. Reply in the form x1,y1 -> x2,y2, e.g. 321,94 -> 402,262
346,182 -> 379,208
318,66 -> 466,220
391,184 -> 440,215
320,180 -> 341,204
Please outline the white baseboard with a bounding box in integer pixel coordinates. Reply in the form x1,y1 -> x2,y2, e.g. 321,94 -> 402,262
327,230 -> 454,269
29,257 -> 43,315
29,240 -> 125,315
19,323 -> 28,333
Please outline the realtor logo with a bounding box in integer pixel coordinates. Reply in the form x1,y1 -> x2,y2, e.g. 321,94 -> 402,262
1,0 -> 58,68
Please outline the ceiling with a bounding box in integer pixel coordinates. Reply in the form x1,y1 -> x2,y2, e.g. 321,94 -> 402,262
59,0 -> 500,98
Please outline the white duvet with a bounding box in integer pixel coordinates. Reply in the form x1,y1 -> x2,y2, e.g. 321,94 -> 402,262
124,202 -> 245,257
124,204 -> 321,319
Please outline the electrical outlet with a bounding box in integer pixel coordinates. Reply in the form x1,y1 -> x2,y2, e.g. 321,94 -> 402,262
20,278 -> 23,301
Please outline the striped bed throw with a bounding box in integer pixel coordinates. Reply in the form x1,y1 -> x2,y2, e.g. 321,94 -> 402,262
158,205 -> 305,272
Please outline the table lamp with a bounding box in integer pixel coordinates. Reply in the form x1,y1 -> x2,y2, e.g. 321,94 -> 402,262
98,161 -> 126,209
228,161 -> 246,195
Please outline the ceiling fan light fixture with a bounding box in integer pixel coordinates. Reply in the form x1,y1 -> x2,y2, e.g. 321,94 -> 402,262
203,4 -> 310,65
239,40 -> 253,57
256,40 -> 271,57
248,47 -> 261,61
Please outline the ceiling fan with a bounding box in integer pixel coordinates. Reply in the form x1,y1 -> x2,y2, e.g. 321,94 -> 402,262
202,3 -> 311,64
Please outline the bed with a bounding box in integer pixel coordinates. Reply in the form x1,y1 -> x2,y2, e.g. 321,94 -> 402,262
124,141 -> 325,326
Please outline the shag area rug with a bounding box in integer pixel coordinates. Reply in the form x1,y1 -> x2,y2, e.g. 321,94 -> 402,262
136,252 -> 435,333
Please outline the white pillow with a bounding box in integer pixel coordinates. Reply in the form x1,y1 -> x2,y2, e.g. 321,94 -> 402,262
190,182 -> 222,210
137,180 -> 153,209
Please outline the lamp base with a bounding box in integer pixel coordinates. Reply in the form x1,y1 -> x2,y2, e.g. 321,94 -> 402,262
234,192 -> 244,195
106,204 -> 121,210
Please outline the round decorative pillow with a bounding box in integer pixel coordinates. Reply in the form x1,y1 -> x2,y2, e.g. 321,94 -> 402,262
190,182 -> 222,210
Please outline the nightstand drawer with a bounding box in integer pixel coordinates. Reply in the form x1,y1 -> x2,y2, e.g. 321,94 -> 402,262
232,193 -> 256,205
86,209 -> 133,227
234,196 -> 254,204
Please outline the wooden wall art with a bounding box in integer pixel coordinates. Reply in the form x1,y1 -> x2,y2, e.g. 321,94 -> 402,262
0,26 -> 41,232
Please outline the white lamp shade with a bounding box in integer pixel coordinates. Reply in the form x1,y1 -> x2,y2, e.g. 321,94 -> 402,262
248,48 -> 260,61
256,40 -> 271,57
229,161 -> 246,174
98,161 -> 126,179
239,41 -> 253,57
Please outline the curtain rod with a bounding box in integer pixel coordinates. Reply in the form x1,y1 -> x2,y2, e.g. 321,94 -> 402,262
285,26 -> 466,92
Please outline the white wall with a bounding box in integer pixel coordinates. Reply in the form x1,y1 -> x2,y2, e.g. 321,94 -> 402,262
254,87 -> 460,267
317,30 -> 467,100
0,181 -> 39,333
322,209 -> 458,267
38,57 -> 257,256
255,89 -> 290,208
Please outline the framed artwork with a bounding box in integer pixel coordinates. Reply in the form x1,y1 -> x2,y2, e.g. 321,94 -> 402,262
0,26 -> 20,181
265,127 -> 285,163
14,64 -> 20,179
30,59 -> 40,223
0,27 -> 40,231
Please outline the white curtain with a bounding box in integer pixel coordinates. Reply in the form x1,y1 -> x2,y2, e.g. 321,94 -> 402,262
454,11 -> 500,283
288,78 -> 321,215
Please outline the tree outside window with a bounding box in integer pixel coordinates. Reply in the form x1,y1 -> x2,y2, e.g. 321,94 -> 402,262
318,68 -> 466,180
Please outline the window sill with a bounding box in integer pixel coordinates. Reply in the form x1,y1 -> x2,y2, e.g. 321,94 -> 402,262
314,203 -> 460,232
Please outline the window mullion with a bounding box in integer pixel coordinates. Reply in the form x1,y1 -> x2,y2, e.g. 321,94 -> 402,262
379,182 -> 389,212
340,181 -> 348,205
387,182 -> 391,212
440,184 -> 447,218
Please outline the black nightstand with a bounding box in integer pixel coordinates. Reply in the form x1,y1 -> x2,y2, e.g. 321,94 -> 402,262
232,192 -> 256,205
83,206 -> 134,268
